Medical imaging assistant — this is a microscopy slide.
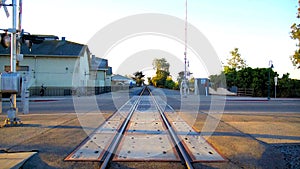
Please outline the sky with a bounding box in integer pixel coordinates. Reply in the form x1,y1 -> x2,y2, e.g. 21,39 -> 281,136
1,0 -> 299,79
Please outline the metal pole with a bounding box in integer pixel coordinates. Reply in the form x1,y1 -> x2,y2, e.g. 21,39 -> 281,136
274,76 -> 277,99
0,93 -> 2,114
182,0 -> 188,98
274,84 -> 276,99
10,0 -> 17,110
18,0 -> 22,32
267,67 -> 270,101
267,61 -> 273,101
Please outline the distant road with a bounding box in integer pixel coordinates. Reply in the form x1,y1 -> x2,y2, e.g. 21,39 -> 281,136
1,87 -> 299,114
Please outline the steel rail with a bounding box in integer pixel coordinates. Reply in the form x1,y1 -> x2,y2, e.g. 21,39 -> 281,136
99,87 -> 147,169
150,88 -> 194,169
100,86 -> 193,169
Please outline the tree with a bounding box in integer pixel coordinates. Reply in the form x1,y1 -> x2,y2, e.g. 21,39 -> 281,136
177,71 -> 185,85
152,69 -> 169,87
209,73 -> 226,90
226,48 -> 247,70
132,71 -> 145,87
147,77 -> 153,85
152,58 -> 170,88
290,23 -> 300,69
153,58 -> 170,72
223,67 -> 237,87
290,1 -> 300,68
165,76 -> 176,89
210,65 -> 300,97
151,58 -> 177,89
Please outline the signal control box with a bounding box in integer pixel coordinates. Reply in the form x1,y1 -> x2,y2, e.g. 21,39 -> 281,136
0,73 -> 21,94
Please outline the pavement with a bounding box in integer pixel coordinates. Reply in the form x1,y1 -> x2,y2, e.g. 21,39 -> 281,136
0,152 -> 37,169
0,87 -> 299,169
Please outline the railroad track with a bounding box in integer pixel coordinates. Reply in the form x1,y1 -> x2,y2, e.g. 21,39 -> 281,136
65,86 -> 225,169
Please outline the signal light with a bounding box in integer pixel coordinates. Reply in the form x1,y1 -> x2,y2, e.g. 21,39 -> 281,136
1,32 -> 10,48
21,34 -> 45,51
22,34 -> 44,44
0,30 -> 46,50
24,39 -> 32,49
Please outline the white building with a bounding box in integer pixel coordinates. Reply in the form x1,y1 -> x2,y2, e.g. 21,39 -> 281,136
0,36 -> 111,96
111,74 -> 136,86
90,55 -> 112,94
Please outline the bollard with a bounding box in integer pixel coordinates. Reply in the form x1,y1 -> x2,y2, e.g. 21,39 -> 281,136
0,93 -> 2,114
23,90 -> 29,114
7,108 -> 16,120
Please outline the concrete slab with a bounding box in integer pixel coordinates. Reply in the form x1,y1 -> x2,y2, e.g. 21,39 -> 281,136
131,112 -> 161,122
94,120 -> 122,134
114,134 -> 180,161
165,112 -> 186,122
66,115 -> 124,161
65,133 -> 115,161
0,152 -> 37,169
180,135 -> 225,162
136,104 -> 157,112
172,121 -> 198,135
169,115 -> 225,162
127,121 -> 167,134
119,105 -> 132,112
109,113 -> 126,121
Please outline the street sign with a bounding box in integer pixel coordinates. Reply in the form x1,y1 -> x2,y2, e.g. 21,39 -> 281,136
0,0 -> 10,18
274,76 -> 278,86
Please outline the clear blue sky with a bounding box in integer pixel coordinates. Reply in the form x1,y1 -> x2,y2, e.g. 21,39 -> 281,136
1,0 -> 299,78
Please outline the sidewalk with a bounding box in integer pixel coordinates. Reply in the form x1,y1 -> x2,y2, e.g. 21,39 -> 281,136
0,152 -> 37,169
224,95 -> 300,101
1,96 -> 68,102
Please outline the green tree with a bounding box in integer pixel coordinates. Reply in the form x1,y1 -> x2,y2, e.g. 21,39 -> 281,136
147,77 -> 153,85
152,70 -> 169,88
236,67 -> 253,88
209,73 -> 226,90
276,73 -> 300,98
212,65 -> 299,97
177,71 -> 185,85
133,71 -> 145,87
223,67 -> 237,87
165,76 -> 176,89
152,58 -> 172,88
153,58 -> 170,72
227,48 -> 247,70
290,25 -> 300,68
290,1 -> 300,68
151,58 -> 178,89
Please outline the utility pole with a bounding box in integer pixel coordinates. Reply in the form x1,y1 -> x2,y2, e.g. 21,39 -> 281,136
274,76 -> 278,99
181,0 -> 189,98
267,60 -> 273,101
0,0 -> 23,126
11,0 -> 17,110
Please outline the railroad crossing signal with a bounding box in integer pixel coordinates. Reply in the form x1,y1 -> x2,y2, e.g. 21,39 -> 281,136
0,31 -> 46,49
0,31 -> 10,48
0,0 -> 10,18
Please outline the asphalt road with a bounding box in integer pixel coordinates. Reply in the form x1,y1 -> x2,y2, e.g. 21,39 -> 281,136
0,87 -> 299,169
1,87 -> 299,114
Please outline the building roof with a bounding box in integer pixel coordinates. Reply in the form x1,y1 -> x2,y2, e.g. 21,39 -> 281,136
111,74 -> 136,85
90,56 -> 113,75
111,74 -> 133,81
0,39 -> 87,57
90,56 -> 108,70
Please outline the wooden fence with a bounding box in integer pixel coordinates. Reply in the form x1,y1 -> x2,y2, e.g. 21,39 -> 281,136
237,88 -> 254,96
